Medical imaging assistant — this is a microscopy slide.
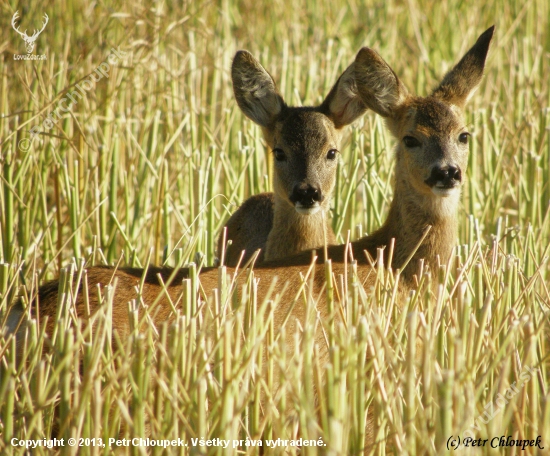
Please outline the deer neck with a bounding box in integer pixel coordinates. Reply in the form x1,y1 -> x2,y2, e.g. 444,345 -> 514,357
265,195 -> 332,261
357,173 -> 460,283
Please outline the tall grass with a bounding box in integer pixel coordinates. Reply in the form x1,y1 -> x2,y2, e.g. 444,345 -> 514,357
0,0 -> 549,454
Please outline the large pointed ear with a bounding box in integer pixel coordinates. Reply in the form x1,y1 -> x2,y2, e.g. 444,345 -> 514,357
231,50 -> 285,127
354,47 -> 409,118
320,61 -> 368,128
432,26 -> 494,107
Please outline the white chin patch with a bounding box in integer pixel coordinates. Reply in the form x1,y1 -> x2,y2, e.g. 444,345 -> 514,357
431,186 -> 458,197
295,203 -> 321,215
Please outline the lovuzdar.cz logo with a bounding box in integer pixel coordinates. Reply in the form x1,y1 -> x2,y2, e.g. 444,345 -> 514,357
12,10 -> 48,60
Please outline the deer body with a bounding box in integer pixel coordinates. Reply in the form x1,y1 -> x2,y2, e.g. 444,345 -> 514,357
219,51 -> 369,266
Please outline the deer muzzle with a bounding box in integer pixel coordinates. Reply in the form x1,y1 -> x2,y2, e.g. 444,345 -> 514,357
290,183 -> 323,214
425,165 -> 462,196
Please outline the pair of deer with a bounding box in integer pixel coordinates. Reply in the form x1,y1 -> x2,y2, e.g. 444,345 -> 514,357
221,27 -> 493,285
10,27 -> 494,371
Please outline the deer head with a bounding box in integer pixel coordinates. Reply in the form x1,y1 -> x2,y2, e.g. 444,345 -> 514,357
12,11 -> 49,54
354,26 -> 494,219
232,50 -> 367,216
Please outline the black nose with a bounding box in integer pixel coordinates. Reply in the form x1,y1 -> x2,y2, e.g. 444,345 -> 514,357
425,165 -> 462,187
289,183 -> 323,206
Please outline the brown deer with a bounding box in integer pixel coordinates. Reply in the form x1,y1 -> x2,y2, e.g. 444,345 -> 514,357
10,27 -> 493,376
219,50 -> 368,266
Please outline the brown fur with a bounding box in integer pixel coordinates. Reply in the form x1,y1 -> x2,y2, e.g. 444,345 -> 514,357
219,51 -> 369,266
220,193 -> 274,264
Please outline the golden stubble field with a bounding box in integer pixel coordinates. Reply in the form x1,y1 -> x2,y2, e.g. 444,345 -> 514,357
0,0 -> 549,454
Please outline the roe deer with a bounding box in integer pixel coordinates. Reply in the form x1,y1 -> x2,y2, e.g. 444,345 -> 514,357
10,27 -> 493,374
219,51 -> 368,266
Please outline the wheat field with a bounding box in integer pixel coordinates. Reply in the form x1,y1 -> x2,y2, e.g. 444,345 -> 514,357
0,0 -> 549,454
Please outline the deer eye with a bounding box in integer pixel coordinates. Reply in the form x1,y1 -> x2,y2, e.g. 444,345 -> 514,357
403,136 -> 421,148
326,149 -> 338,160
458,132 -> 470,144
273,148 -> 287,161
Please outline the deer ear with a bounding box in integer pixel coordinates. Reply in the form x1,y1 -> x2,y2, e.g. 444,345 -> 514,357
232,51 -> 285,127
321,61 -> 368,128
432,26 -> 494,107
354,47 -> 409,118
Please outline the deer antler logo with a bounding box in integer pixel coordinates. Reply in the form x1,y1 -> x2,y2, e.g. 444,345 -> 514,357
12,11 -> 49,54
